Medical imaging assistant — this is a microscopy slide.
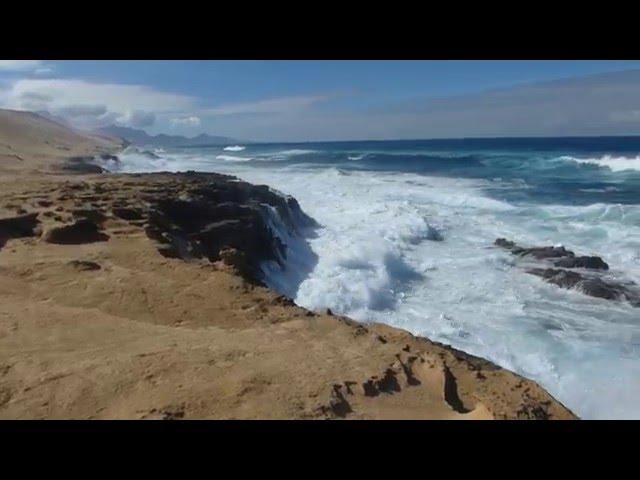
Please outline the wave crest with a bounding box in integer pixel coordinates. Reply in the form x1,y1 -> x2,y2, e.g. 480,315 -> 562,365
560,155 -> 640,172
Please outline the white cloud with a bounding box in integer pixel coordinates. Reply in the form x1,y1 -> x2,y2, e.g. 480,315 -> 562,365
119,110 -> 157,128
170,115 -> 201,127
1,78 -> 196,129
203,95 -> 329,115
34,67 -> 54,76
7,78 -> 195,112
0,60 -> 47,72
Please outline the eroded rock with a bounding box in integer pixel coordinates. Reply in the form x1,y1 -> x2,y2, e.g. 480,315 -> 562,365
554,256 -> 609,270
496,238 -> 639,306
0,212 -> 40,249
68,260 -> 102,271
43,219 -> 109,245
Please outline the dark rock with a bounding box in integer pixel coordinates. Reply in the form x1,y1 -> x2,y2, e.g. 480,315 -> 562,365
517,246 -> 575,260
526,268 -> 583,289
495,237 -> 574,259
554,256 -> 609,270
112,207 -> 144,221
43,219 -> 109,244
499,237 -> 638,306
527,268 -> 635,303
0,212 -> 39,239
517,403 -> 550,420
219,247 -> 249,276
62,157 -> 105,174
136,175 -> 314,283
494,238 -> 517,249
68,260 -> 101,271
72,209 -> 108,225
0,212 -> 40,249
326,385 -> 352,418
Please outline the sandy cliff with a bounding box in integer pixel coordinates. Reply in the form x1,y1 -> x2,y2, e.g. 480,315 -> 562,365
0,110 -> 577,419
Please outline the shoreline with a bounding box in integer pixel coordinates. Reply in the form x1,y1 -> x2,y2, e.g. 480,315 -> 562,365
0,169 -> 577,419
0,108 -> 577,419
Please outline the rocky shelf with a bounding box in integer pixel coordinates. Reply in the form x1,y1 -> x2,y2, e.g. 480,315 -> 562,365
495,237 -> 640,307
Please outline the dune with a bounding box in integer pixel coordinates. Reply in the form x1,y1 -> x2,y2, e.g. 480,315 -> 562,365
0,109 -> 577,419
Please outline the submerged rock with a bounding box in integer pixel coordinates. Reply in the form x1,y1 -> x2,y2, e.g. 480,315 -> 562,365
496,237 -> 638,306
526,268 -> 638,304
554,256 -> 609,270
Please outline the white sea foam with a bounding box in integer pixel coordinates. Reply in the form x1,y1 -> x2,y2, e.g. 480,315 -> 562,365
216,154 -> 252,162
223,145 -> 246,152
114,147 -> 640,419
561,154 -> 640,172
275,149 -> 316,155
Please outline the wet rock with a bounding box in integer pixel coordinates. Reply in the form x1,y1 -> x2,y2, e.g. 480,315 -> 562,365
497,238 -> 638,306
135,173 -> 313,283
527,268 -> 582,288
526,268 -> 638,304
554,256 -> 609,270
494,238 -> 517,249
43,219 -> 109,244
495,238 -> 574,259
518,246 -> 575,260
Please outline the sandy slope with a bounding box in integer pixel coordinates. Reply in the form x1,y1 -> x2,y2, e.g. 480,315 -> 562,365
0,110 -> 577,419
0,108 -> 123,174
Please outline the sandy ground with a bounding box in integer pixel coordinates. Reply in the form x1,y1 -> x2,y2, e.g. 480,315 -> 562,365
0,110 -> 577,419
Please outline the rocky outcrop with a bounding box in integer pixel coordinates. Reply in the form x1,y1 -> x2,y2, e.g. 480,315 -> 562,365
62,157 -> 107,174
3,171 -> 315,284
495,238 -> 639,306
135,172 -> 316,281
43,219 -> 109,245
0,212 -> 40,250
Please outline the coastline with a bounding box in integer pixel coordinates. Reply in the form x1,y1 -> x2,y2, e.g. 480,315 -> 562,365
0,169 -> 577,419
0,110 -> 577,419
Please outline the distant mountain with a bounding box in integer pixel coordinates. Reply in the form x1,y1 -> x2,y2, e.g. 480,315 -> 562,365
95,125 -> 242,148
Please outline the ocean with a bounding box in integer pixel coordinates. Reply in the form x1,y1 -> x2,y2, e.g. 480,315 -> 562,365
107,137 -> 640,419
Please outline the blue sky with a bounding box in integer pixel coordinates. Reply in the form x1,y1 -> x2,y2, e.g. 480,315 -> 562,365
2,60 -> 640,141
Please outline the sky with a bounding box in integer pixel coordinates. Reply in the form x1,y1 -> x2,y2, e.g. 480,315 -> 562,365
2,60 -> 640,142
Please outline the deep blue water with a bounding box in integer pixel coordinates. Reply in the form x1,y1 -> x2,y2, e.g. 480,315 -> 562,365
184,137 -> 640,206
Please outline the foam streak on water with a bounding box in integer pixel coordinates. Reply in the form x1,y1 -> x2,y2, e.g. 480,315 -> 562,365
110,139 -> 640,419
